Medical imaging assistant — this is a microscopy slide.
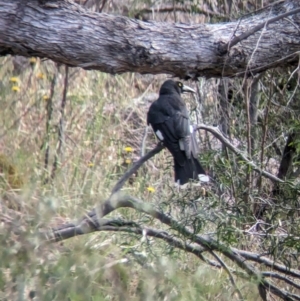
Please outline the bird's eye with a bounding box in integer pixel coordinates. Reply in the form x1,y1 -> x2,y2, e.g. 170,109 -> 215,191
178,82 -> 182,87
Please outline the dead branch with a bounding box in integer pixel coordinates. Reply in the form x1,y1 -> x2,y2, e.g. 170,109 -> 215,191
233,248 -> 300,279
51,65 -> 69,181
1,1 -> 300,78
43,66 -> 58,184
111,142 -> 164,195
46,127 -> 300,301
224,7 -> 300,52
196,124 -> 285,183
210,251 -> 245,301
50,193 -> 300,300
262,271 -> 300,291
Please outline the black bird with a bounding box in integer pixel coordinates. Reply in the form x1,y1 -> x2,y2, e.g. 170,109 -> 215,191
147,80 -> 209,186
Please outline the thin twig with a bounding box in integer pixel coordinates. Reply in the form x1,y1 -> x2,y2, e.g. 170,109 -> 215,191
243,79 -> 252,208
111,143 -> 164,195
196,124 -> 284,184
51,194 -> 300,301
258,76 -> 272,193
210,251 -> 244,301
223,8 -> 300,52
51,65 -> 69,181
43,66 -> 57,184
48,125 -> 300,301
99,0 -> 107,13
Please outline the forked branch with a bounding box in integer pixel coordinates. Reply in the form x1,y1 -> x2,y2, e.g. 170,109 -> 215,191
49,124 -> 300,301
196,124 -> 285,183
50,193 -> 300,301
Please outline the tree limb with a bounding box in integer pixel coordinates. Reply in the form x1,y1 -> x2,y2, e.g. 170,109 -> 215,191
1,0 -> 300,78
196,124 -> 285,183
210,251 -> 245,301
262,271 -> 300,291
45,126 -> 300,301
233,248 -> 300,279
111,142 -> 164,195
50,193 -> 300,300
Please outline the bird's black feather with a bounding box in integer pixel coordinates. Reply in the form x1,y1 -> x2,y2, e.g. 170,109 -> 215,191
147,80 -> 208,185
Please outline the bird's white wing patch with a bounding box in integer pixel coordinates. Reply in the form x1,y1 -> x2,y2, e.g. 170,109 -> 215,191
155,130 -> 164,141
189,125 -> 193,133
198,174 -> 210,182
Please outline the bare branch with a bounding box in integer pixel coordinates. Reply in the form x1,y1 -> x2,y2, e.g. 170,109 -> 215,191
262,271 -> 300,291
52,218 -> 206,254
43,121 -> 300,301
51,216 -> 227,274
224,7 -> 300,52
210,251 -> 245,301
259,282 -> 300,301
98,0 -> 107,12
51,65 -> 69,181
233,248 -> 300,279
196,124 -> 285,183
111,143 -> 164,195
51,194 -> 300,300
43,67 -> 58,184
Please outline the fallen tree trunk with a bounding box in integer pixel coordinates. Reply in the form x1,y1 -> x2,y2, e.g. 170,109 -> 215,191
0,0 -> 299,78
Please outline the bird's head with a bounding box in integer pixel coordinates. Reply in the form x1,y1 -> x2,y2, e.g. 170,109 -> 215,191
159,80 -> 196,95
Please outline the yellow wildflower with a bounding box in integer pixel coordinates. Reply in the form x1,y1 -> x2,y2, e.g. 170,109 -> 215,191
9,77 -> 19,83
87,162 -> 94,167
125,159 -> 132,164
43,95 -> 50,101
11,86 -> 20,92
124,146 -> 134,152
147,186 -> 155,193
37,72 -> 45,79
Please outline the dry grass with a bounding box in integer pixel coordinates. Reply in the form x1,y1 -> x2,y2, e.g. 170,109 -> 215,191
1,1 -> 300,298
0,52 -> 270,300
2,47 -> 300,299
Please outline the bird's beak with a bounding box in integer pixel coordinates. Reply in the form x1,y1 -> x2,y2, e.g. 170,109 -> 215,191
182,84 -> 196,94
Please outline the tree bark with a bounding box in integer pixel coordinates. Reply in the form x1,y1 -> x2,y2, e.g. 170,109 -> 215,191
0,0 -> 300,78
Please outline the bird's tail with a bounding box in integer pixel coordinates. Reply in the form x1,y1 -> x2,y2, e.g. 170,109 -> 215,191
174,156 -> 209,186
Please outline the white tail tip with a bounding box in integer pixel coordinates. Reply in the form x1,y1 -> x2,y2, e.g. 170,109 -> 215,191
198,174 -> 210,182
